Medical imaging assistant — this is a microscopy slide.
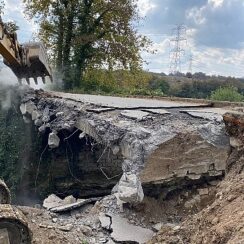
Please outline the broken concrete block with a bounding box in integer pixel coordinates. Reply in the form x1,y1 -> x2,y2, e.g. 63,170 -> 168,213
118,173 -> 144,203
79,132 -> 86,139
31,110 -> 41,121
48,132 -> 60,149
110,214 -> 154,243
99,213 -> 111,230
56,112 -> 64,117
50,197 -> 101,213
43,194 -> 63,210
63,195 -> 76,205
20,102 -> 36,115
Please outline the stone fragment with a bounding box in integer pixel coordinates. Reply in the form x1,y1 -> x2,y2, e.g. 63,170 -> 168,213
20,102 -> 36,115
118,173 -> 144,203
110,214 -> 154,244
79,131 -> 86,139
58,224 -> 73,232
56,112 -> 64,117
31,110 -> 41,120
198,188 -> 209,196
34,119 -> 42,127
152,223 -> 164,232
52,218 -> 58,223
120,110 -> 149,120
79,225 -> 92,235
48,132 -> 60,149
99,213 -> 111,230
63,195 -> 76,205
43,194 -> 63,210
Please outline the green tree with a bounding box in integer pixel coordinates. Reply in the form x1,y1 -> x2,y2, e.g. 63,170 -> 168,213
210,86 -> 244,102
24,0 -> 150,90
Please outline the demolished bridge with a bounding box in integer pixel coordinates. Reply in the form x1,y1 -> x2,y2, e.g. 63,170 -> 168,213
18,86 -> 232,203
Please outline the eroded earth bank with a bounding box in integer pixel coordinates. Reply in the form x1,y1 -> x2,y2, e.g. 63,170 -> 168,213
0,85 -> 243,244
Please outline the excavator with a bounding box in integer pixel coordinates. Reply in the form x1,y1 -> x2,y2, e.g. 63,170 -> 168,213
0,16 -> 52,85
0,16 -> 52,244
0,179 -> 32,243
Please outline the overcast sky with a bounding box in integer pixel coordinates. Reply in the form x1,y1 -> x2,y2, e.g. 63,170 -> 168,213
2,0 -> 244,78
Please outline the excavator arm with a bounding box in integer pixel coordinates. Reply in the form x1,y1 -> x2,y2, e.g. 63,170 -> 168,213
0,16 -> 52,85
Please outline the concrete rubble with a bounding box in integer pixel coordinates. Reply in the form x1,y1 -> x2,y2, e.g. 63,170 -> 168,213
109,214 -> 154,243
43,194 -> 101,213
18,86 -> 231,204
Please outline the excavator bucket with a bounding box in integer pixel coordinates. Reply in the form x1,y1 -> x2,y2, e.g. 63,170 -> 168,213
20,42 -> 53,85
0,16 -> 52,85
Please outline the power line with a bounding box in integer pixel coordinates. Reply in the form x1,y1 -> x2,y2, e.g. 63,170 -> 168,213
169,24 -> 187,74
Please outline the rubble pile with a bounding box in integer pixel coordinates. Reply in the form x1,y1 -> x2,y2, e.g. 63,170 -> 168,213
17,86 -> 230,204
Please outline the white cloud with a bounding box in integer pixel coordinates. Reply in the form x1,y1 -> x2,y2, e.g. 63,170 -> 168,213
208,0 -> 224,8
137,0 -> 157,17
186,6 -> 206,25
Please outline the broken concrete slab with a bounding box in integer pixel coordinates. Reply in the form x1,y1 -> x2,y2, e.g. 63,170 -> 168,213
141,108 -> 170,115
110,214 -> 154,243
181,110 -> 223,122
120,110 -> 149,120
48,132 -> 60,149
51,92 -> 210,109
50,197 -> 102,213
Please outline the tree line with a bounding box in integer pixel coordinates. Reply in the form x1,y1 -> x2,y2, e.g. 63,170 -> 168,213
23,0 -> 150,90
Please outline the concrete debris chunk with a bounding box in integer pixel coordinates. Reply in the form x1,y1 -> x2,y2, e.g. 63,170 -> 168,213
43,194 -> 63,210
120,110 -> 149,120
110,214 -> 154,244
20,102 -> 36,115
50,197 -> 102,213
63,195 -> 76,205
99,213 -> 111,230
118,173 -> 144,203
79,131 -> 86,139
31,110 -> 41,121
48,132 -> 60,149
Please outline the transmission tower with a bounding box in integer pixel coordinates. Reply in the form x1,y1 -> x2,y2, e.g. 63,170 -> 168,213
169,25 -> 187,75
188,54 -> 193,74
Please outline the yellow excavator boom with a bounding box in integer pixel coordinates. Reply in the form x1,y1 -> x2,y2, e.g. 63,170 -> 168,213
0,16 -> 52,85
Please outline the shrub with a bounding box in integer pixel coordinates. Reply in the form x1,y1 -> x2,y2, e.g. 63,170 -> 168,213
210,86 -> 244,102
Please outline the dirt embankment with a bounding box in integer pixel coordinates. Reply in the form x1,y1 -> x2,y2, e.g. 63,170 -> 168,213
149,112 -> 244,244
